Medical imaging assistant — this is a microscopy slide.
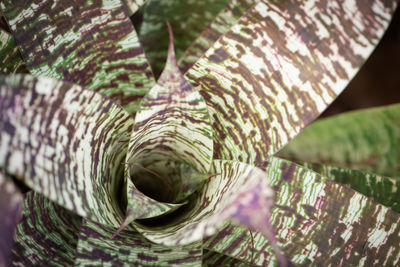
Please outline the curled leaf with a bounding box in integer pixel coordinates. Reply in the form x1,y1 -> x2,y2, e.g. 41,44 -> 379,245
0,75 -> 134,227
186,0 -> 398,163
11,192 -> 81,266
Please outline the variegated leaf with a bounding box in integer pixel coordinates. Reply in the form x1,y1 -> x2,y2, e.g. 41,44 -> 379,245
203,249 -> 249,266
76,219 -> 202,266
0,0 -> 155,114
11,192 -> 81,266
124,24 -> 213,215
139,0 -> 228,76
279,103 -> 400,177
185,0 -> 398,163
117,25 -> 213,229
204,157 -> 400,265
0,29 -> 27,74
179,0 -> 257,72
0,74 -> 134,227
294,161 -> 400,213
0,172 -> 23,266
132,159 -> 278,262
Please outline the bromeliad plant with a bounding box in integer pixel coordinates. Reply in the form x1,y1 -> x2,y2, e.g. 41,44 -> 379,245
0,0 -> 400,266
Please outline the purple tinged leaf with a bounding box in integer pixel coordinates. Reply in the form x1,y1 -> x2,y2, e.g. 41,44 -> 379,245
0,172 -> 23,266
132,159 -> 279,257
0,74 -> 134,227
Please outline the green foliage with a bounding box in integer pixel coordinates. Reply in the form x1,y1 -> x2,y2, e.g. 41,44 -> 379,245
0,0 -> 399,266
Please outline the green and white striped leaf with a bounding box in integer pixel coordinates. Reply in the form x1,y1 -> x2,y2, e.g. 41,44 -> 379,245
11,192 -> 81,266
185,0 -> 398,163
139,0 -> 228,76
118,26 -> 213,229
131,24 -> 213,174
0,74 -> 134,227
279,103 -> 400,177
122,24 -> 213,224
294,161 -> 400,213
203,249 -> 249,266
76,219 -> 202,266
179,0 -> 257,72
0,0 -> 155,114
0,30 -> 27,74
204,157 -> 400,265
132,160 -> 276,255
0,172 -> 23,266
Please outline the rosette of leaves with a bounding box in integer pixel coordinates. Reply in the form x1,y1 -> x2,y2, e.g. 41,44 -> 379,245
0,0 -> 399,266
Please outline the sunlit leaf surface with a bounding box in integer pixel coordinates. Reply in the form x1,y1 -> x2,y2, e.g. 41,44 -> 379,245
186,0 -> 398,163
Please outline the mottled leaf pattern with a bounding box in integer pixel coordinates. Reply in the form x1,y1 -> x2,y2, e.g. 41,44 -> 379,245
1,0 -> 155,113
118,26 -> 213,228
11,192 -> 81,266
0,0 -> 399,266
76,219 -> 202,266
179,0 -> 257,72
186,0 -> 398,163
0,75 -> 134,227
0,172 -> 23,266
294,161 -> 400,213
0,30 -> 27,74
204,157 -> 400,265
133,160 -> 274,248
203,249 -> 250,266
139,0 -> 228,75
279,103 -> 400,177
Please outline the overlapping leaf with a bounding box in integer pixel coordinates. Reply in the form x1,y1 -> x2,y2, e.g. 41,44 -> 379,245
0,0 -> 155,114
0,172 -> 23,266
203,157 -> 400,265
139,0 -> 228,75
203,249 -> 249,266
0,75 -> 134,227
294,161 -> 400,212
0,30 -> 27,74
120,24 -> 214,226
76,219 -> 202,266
10,192 -> 81,266
185,0 -> 398,163
132,160 -> 276,251
179,0 -> 257,72
279,103 -> 400,177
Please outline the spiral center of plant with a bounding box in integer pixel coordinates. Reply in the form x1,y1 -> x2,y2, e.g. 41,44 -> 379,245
130,160 -> 204,203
